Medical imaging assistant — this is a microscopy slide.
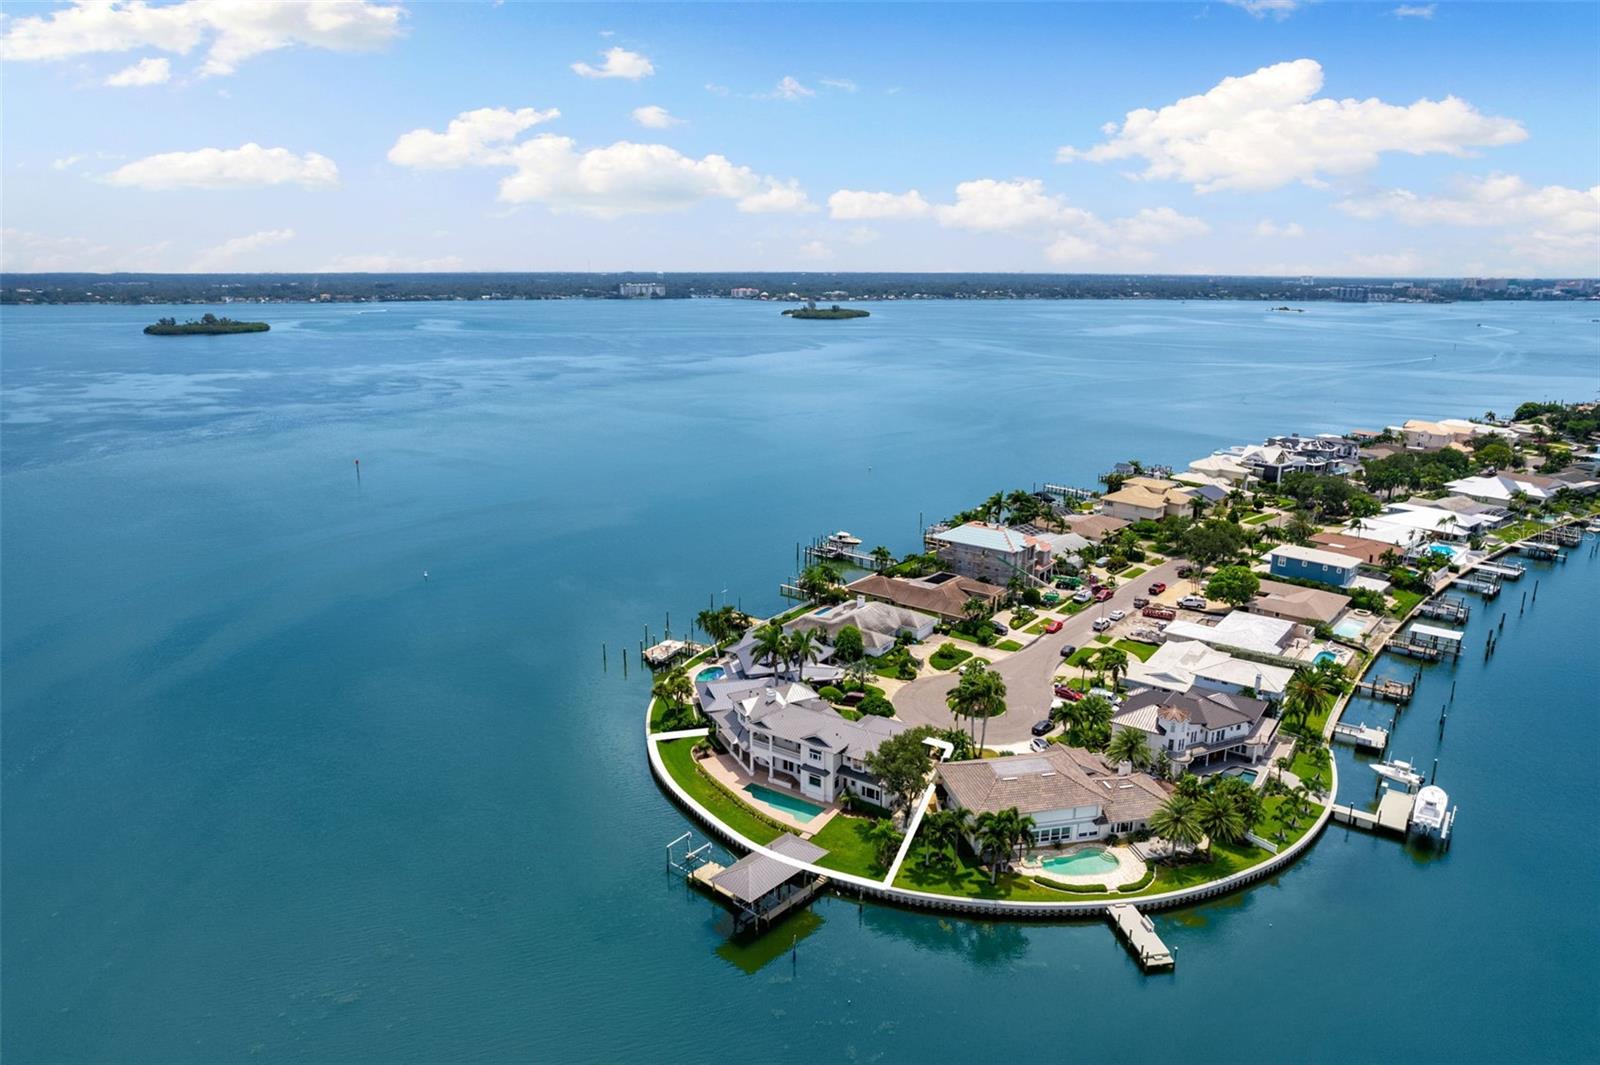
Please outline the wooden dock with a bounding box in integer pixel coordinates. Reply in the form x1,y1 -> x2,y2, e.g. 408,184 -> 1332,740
1475,560 -> 1525,581
1383,638 -> 1447,662
1330,789 -> 1414,835
1332,721 -> 1390,751
1107,904 -> 1174,971
1352,676 -> 1414,703
1417,596 -> 1470,624
1517,540 -> 1562,560
1452,574 -> 1501,599
642,639 -> 705,669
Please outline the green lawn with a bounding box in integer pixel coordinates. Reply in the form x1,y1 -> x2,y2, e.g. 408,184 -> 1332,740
1256,794 -> 1323,849
1122,566 -> 1148,579
809,815 -> 890,879
1242,511 -> 1278,525
1061,598 -> 1093,615
1490,518 -> 1546,544
929,644 -> 973,671
656,739 -> 783,845
1114,639 -> 1158,661
1067,647 -> 1098,666
1389,587 -> 1425,618
1025,621 -> 1049,635
996,639 -> 1024,652
1093,634 -> 1112,645
893,835 -> 1084,902
649,697 -> 704,733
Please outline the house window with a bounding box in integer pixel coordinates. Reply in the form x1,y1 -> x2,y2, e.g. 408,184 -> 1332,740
808,750 -> 821,763
808,775 -> 822,788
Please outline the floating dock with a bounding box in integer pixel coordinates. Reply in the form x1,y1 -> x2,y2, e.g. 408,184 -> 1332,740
1452,574 -> 1502,599
1330,789 -> 1415,835
1332,721 -> 1390,750
1417,596 -> 1470,624
1517,540 -> 1562,560
642,639 -> 705,669
1474,560 -> 1525,581
1107,904 -> 1174,971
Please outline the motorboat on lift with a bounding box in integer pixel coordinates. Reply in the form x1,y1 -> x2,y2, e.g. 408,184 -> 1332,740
1371,759 -> 1425,790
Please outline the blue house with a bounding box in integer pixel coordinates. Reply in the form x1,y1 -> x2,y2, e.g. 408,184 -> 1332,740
1267,544 -> 1360,588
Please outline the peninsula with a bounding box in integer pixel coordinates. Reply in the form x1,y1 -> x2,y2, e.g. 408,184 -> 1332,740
647,400 -> 1600,946
143,314 -> 269,336
782,304 -> 870,320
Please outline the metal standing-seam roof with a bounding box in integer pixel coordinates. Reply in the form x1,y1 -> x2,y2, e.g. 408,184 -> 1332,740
709,834 -> 829,903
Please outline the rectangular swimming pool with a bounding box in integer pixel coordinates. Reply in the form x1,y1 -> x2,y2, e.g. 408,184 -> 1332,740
743,783 -> 824,822
1333,619 -> 1366,639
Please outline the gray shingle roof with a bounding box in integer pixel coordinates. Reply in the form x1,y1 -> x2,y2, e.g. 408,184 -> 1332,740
937,745 -> 1168,823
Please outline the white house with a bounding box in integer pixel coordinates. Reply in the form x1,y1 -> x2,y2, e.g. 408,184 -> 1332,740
936,745 -> 1170,847
1125,639 -> 1294,700
705,681 -> 904,807
1163,611 -> 1304,658
785,597 -> 938,657
1112,688 -> 1278,770
1444,473 -> 1559,504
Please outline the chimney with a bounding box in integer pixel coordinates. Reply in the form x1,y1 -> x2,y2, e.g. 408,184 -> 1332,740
764,687 -> 777,704
1118,760 -> 1132,777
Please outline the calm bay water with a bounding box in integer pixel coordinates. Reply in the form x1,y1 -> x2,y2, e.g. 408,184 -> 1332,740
3,299 -> 1598,1063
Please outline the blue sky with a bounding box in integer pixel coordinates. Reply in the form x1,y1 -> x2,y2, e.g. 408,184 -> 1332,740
3,1 -> 1596,275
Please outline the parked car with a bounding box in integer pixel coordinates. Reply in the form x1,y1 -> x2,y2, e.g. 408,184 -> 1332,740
1073,589 -> 1093,603
1089,687 -> 1122,707
1092,617 -> 1112,632
991,620 -> 1009,635
1058,643 -> 1077,658
1108,608 -> 1126,622
1044,619 -> 1063,634
1176,565 -> 1195,578
1094,588 -> 1114,602
1148,581 -> 1168,595
1031,719 -> 1054,737
1178,594 -> 1207,609
1133,596 -> 1150,609
1030,736 -> 1052,752
1142,605 -> 1177,620
1054,684 -> 1083,701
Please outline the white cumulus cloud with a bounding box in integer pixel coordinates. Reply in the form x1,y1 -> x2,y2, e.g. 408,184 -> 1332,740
571,46 -> 653,79
0,0 -> 405,78
934,178 -> 1080,232
388,108 -> 811,218
1224,0 -> 1302,18
631,105 -> 681,128
1337,173 -> 1600,265
0,227 -> 171,271
190,227 -> 295,270
827,189 -> 932,220
104,56 -> 170,86
765,75 -> 814,100
1392,4 -> 1437,18
1058,59 -> 1527,193
387,106 -> 560,169
1256,219 -> 1306,238
820,77 -> 858,93
104,143 -> 339,189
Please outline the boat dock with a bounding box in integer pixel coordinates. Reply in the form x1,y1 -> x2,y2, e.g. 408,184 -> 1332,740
1452,574 -> 1502,599
1352,675 -> 1415,703
1330,789 -> 1415,835
1517,540 -> 1562,560
1332,721 -> 1390,751
1417,595 -> 1470,624
802,532 -> 888,571
1474,560 -> 1526,581
642,639 -> 705,669
1106,904 -> 1174,971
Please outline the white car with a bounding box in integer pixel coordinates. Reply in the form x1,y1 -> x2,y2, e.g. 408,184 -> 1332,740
1072,589 -> 1093,603
1030,736 -> 1052,752
1092,617 -> 1112,632
1178,595 -> 1208,609
1108,608 -> 1126,622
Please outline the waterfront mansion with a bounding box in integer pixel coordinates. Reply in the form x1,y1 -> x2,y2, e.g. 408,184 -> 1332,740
702,680 -> 905,808
936,745 -> 1170,847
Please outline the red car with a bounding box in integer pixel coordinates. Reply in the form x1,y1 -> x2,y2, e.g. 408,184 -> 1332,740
1054,685 -> 1083,701
1044,619 -> 1063,634
1148,581 -> 1167,595
1094,588 -> 1114,602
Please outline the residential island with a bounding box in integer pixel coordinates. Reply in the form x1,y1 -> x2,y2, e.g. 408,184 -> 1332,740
143,314 -> 270,336
647,401 -> 1600,955
782,303 -> 870,320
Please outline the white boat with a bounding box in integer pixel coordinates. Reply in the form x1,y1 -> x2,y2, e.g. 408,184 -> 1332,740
1371,760 -> 1424,789
1409,784 -> 1452,839
826,530 -> 862,547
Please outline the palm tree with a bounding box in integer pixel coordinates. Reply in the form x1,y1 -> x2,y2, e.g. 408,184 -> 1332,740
1282,667 -> 1335,734
753,623 -> 788,680
1093,647 -> 1130,692
1068,694 -> 1114,751
1172,773 -> 1205,801
1002,808 -> 1037,866
785,628 -> 821,682
961,596 -> 990,626
866,818 -> 904,869
1106,726 -> 1152,769
652,669 -> 695,728
1148,795 -> 1204,862
923,807 -> 970,867
1155,750 -> 1174,782
870,544 -> 894,569
973,811 -> 1013,884
946,664 -> 990,744
937,728 -> 974,761
1189,494 -> 1209,522
1196,791 -> 1246,856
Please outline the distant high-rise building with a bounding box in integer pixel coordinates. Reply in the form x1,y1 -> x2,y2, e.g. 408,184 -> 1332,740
619,282 -> 666,298
730,287 -> 761,298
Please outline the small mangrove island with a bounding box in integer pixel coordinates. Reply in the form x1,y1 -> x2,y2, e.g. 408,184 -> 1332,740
783,304 -> 870,320
144,314 -> 270,336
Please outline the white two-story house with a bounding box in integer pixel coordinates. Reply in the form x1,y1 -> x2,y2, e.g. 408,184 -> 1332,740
1111,688 -> 1278,770
704,681 -> 905,808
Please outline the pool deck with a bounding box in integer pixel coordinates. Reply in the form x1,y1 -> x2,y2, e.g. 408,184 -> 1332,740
1024,843 -> 1147,888
697,751 -> 842,836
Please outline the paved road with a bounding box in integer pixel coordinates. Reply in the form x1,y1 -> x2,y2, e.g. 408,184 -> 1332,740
891,558 -> 1187,745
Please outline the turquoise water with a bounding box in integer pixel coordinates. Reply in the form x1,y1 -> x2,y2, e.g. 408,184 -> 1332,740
1314,651 -> 1339,665
695,666 -> 726,682
1040,847 -> 1120,876
1431,543 -> 1461,558
3,300 -> 1597,1062
743,783 -> 825,821
1235,770 -> 1259,785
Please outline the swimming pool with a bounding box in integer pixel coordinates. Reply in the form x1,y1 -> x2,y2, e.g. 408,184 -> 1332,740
1332,618 -> 1366,639
1233,769 -> 1259,784
743,783 -> 824,822
1040,847 -> 1119,877
695,666 -> 726,682
1429,543 -> 1460,559
1314,651 -> 1339,666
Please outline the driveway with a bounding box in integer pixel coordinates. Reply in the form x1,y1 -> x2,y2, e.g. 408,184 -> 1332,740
891,558 -> 1187,746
